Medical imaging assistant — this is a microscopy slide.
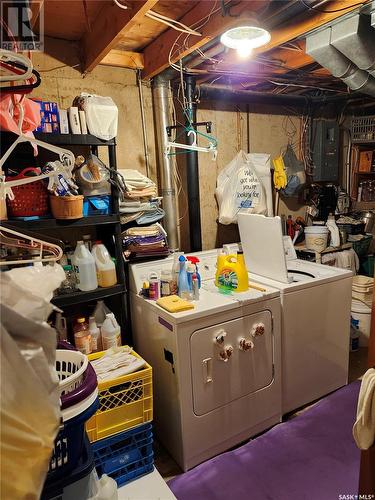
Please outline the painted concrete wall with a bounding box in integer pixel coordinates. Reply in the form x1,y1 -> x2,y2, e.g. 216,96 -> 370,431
32,44 -> 157,181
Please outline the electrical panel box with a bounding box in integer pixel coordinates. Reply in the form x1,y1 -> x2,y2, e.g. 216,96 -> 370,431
311,119 -> 339,182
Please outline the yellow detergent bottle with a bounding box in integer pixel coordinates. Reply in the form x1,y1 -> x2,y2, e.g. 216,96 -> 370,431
217,251 -> 249,292
215,250 -> 228,286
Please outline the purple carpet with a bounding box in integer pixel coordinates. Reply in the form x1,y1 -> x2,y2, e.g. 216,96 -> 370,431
169,382 -> 361,500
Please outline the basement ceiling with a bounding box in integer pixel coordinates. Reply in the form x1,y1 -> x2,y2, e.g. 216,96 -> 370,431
33,0 -> 374,98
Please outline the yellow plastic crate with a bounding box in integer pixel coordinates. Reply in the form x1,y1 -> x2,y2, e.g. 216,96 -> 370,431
86,347 -> 153,442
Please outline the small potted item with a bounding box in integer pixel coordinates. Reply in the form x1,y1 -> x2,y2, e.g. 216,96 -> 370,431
50,194 -> 84,219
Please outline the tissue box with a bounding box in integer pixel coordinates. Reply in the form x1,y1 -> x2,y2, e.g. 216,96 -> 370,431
83,195 -> 112,216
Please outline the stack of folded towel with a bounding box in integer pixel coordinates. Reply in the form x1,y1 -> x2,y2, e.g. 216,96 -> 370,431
118,169 -> 165,225
122,224 -> 169,260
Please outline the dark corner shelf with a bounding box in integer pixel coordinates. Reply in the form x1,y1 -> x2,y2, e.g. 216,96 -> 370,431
34,132 -> 116,147
2,214 -> 120,230
52,284 -> 126,307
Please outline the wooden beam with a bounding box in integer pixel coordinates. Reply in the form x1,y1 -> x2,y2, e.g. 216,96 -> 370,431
81,0 -> 158,73
29,0 -> 44,29
100,50 -> 144,69
142,0 -> 363,80
142,1 -> 267,80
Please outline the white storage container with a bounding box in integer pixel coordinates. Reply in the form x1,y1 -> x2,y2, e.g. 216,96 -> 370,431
91,242 -> 117,288
72,241 -> 98,291
351,299 -> 372,347
305,226 -> 329,252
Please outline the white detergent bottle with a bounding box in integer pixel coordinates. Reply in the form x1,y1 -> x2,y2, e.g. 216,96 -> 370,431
326,214 -> 340,248
94,300 -> 111,327
72,241 -> 98,291
89,316 -> 102,352
101,313 -> 121,350
91,241 -> 117,288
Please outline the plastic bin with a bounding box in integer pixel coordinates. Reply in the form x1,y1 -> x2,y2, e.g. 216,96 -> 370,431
92,423 -> 154,487
42,436 -> 94,500
352,235 -> 373,257
86,349 -> 152,442
83,195 -> 112,216
48,398 -> 99,482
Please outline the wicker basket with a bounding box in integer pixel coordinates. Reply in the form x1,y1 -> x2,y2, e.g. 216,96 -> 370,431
50,195 -> 84,220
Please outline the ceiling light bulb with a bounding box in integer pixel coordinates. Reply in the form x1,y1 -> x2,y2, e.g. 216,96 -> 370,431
221,26 -> 271,52
237,45 -> 253,58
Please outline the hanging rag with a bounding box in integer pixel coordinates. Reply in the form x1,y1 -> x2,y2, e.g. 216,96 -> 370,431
353,368 -> 375,450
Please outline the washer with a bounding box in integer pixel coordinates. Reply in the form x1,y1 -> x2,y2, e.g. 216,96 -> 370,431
129,251 -> 282,471
238,213 -> 353,415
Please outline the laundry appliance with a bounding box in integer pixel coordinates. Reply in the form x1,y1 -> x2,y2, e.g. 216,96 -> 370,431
129,251 -> 282,471
237,213 -> 353,415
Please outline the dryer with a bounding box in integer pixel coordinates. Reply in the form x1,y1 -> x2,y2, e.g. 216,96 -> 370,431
237,213 -> 353,415
129,251 -> 282,471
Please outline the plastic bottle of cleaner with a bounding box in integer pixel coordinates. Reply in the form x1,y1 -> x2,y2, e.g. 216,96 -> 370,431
55,312 -> 68,341
101,313 -> 121,349
149,272 -> 160,300
73,317 -> 92,354
186,262 -> 196,290
218,251 -> 249,292
178,256 -> 192,300
215,249 -> 228,287
72,241 -> 98,291
89,316 -> 102,353
94,300 -> 111,327
170,252 -> 183,295
326,214 -> 340,248
91,241 -> 117,287
186,256 -> 201,288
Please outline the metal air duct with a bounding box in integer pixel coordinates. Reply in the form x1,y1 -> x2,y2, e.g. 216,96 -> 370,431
306,26 -> 375,97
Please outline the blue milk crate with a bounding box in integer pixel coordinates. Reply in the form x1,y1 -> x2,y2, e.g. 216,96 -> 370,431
92,423 -> 154,487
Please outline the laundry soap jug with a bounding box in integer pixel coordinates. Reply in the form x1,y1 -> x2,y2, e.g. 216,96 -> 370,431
91,241 -> 117,287
215,250 -> 228,286
217,251 -> 249,292
101,313 -> 121,349
72,241 -> 98,291
94,300 -> 111,327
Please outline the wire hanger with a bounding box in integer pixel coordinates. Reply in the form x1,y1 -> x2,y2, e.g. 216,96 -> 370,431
0,225 -> 63,266
0,50 -> 33,82
0,59 -> 41,93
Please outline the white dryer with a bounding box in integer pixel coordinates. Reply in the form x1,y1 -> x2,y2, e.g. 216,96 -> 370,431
237,213 -> 353,415
129,251 -> 282,471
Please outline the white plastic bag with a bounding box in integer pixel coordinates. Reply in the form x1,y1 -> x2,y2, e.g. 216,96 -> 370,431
80,93 -> 118,140
216,151 -> 273,225
0,267 -> 64,499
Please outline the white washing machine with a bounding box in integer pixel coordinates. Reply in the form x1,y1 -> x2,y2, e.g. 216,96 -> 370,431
237,213 -> 353,415
129,251 -> 282,471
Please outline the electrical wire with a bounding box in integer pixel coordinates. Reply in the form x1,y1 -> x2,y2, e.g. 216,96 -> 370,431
146,11 -> 202,36
299,0 -> 367,13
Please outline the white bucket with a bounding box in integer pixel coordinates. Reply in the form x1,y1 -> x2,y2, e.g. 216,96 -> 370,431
351,299 -> 372,347
305,226 -> 329,252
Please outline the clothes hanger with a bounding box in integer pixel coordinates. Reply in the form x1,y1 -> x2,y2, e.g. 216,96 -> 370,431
0,225 -> 63,266
0,50 -> 33,82
0,60 -> 41,93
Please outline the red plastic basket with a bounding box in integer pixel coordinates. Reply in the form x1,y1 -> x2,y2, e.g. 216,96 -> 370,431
6,167 -> 49,217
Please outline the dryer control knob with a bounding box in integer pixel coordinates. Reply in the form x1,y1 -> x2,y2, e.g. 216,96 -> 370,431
215,330 -> 227,345
219,345 -> 233,362
251,323 -> 265,337
239,338 -> 254,351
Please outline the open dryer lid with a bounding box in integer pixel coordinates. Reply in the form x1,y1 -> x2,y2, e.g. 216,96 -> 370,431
238,213 -> 295,284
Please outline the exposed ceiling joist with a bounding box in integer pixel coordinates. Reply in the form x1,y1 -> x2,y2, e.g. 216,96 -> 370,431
82,0 -> 158,73
142,0 -> 267,80
142,0 -> 364,80
29,0 -> 44,28
100,50 -> 144,69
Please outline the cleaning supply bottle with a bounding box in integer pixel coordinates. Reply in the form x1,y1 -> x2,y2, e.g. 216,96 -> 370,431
72,240 -> 98,291
192,273 -> 199,301
187,262 -> 196,290
218,251 -> 249,292
187,256 -> 201,288
170,252 -> 183,295
326,214 -> 340,248
91,241 -> 117,287
73,317 -> 92,354
94,300 -> 111,327
55,312 -> 68,341
101,313 -> 121,349
89,316 -> 102,353
178,256 -> 191,300
215,249 -> 228,287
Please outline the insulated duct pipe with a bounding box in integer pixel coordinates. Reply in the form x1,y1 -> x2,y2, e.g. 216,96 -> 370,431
152,76 -> 179,251
185,75 -> 202,252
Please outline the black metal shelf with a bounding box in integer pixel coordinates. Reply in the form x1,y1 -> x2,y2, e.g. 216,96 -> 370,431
34,132 -> 116,146
52,284 -> 126,307
2,215 -> 120,230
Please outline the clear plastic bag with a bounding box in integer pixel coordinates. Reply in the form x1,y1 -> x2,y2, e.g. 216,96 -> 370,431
80,93 -> 118,141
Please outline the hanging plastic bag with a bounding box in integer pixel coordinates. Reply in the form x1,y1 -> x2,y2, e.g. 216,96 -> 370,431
76,93 -> 118,140
0,267 -> 64,499
281,144 -> 306,197
216,151 -> 273,225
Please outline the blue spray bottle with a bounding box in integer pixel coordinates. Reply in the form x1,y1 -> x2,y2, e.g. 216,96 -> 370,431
178,256 -> 192,300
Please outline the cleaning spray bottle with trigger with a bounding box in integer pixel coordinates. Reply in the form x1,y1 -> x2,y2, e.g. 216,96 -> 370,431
178,256 -> 192,300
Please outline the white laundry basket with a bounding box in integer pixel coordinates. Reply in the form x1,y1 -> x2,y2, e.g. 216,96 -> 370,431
351,299 -> 372,347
